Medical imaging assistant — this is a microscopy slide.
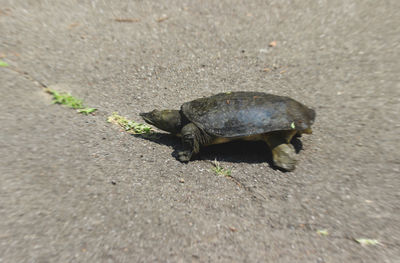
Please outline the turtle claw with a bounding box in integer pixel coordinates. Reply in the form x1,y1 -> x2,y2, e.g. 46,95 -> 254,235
178,151 -> 192,162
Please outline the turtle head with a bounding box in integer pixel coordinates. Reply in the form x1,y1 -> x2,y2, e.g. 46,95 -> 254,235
140,110 -> 183,135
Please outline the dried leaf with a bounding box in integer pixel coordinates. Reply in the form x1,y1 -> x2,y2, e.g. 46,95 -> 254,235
68,23 -> 80,29
114,18 -> 140,23
157,15 -> 169,22
269,41 -> 277,47
229,226 -> 237,232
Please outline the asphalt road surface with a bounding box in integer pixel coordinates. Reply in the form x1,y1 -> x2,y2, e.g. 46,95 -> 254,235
1,0 -> 399,262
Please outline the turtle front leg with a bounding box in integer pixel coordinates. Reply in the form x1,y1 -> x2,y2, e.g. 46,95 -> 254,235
264,131 -> 298,171
178,123 -> 202,162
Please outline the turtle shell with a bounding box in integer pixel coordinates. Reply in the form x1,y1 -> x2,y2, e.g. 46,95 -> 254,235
181,91 -> 315,137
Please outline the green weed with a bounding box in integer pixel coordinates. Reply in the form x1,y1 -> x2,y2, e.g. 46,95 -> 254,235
355,238 -> 380,246
46,89 -> 83,108
45,88 -> 97,115
107,112 -> 153,134
316,229 -> 329,236
0,59 -> 9,67
211,159 -> 232,177
77,108 -> 98,115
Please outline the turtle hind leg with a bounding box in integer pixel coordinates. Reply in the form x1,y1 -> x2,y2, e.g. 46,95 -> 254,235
264,131 -> 298,171
178,123 -> 206,162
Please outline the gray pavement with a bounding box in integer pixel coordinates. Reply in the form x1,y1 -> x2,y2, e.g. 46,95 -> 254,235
1,0 -> 399,262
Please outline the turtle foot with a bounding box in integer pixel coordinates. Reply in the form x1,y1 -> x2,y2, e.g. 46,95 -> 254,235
272,144 -> 298,171
178,151 -> 192,163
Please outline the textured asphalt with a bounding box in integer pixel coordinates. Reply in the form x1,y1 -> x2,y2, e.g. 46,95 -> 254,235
1,0 -> 399,262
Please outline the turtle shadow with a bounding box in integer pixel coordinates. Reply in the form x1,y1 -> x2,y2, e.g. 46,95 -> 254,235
196,136 -> 303,167
135,132 -> 303,169
132,132 -> 181,148
197,140 -> 272,164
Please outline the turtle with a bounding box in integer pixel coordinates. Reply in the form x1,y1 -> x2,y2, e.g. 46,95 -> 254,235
140,91 -> 315,171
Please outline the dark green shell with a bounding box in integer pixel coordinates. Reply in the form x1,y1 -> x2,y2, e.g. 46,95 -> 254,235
181,92 -> 315,137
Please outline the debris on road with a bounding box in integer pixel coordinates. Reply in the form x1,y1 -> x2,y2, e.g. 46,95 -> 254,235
114,18 -> 140,23
316,229 -> 329,236
68,23 -> 80,29
355,238 -> 380,246
229,226 -> 238,232
157,14 -> 169,22
269,40 -> 277,47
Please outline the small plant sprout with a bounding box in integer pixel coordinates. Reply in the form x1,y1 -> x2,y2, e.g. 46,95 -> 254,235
211,159 -> 232,177
316,229 -> 329,236
107,112 -> 153,134
355,238 -> 380,246
45,88 -> 97,114
77,108 -> 97,115
0,59 -> 9,67
291,122 -> 296,129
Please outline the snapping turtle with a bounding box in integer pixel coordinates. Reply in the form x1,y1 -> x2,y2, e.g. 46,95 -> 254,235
140,91 -> 315,171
